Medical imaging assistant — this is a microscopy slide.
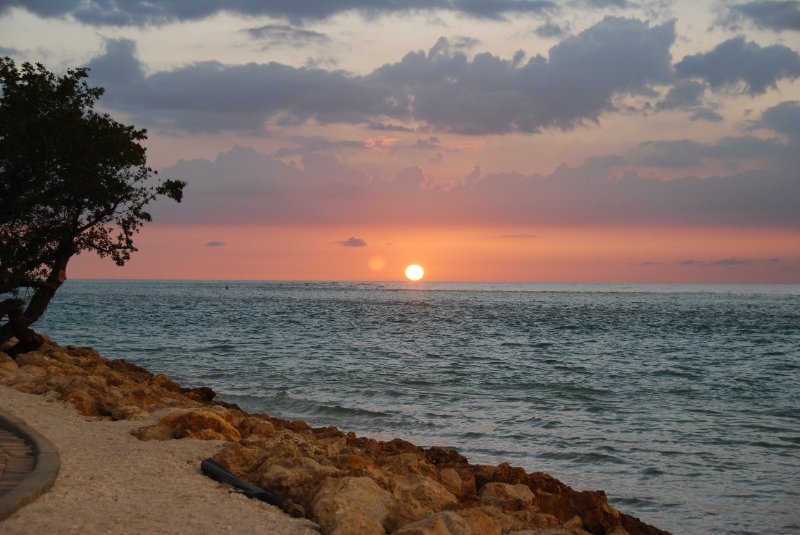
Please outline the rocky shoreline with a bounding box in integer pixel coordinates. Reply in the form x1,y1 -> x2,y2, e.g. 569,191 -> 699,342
0,338 -> 671,535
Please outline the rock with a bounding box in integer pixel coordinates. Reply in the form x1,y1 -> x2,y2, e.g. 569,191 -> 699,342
52,375 -> 109,415
211,441 -> 271,476
534,489 -> 621,535
386,474 -> 458,530
133,409 -> 241,441
258,455 -> 343,506
238,415 -> 276,438
619,513 -> 672,535
311,476 -> 396,535
456,506 -> 505,535
479,482 -> 534,510
109,358 -> 154,383
438,468 -> 462,494
8,365 -> 49,393
0,351 -> 19,370
391,511 -> 471,535
14,351 -> 52,367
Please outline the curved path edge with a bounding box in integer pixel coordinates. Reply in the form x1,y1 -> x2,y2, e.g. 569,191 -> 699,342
0,408 -> 61,521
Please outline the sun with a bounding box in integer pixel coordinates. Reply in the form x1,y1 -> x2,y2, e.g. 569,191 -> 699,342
405,264 -> 425,281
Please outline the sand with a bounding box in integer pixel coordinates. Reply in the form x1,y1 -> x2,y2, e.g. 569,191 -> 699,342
0,385 -> 320,534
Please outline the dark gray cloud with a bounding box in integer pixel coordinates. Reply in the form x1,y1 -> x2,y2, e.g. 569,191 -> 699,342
243,24 -> 330,48
727,1 -> 800,32
338,237 -> 368,247
675,37 -> 800,95
369,17 -> 675,133
632,134 -> 790,168
87,38 -> 407,134
757,100 -> 800,139
86,18 -> 676,135
0,0 -> 558,26
366,122 -> 416,132
688,108 -> 724,122
535,22 -> 566,38
658,80 -> 706,109
205,241 -> 226,247
656,80 -> 724,122
450,36 -> 481,50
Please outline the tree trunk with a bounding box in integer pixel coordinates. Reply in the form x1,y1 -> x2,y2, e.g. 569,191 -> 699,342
0,250 -> 71,354
22,251 -> 70,324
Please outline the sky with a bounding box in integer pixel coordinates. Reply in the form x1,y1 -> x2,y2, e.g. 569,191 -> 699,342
2,0 -> 799,283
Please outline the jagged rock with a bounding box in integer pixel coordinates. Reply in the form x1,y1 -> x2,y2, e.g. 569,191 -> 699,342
438,468 -> 462,494
238,415 -> 276,438
0,351 -> 19,377
386,473 -> 458,530
480,482 -> 535,510
258,455 -> 343,506
133,409 -> 241,441
311,476 -> 396,535
7,364 -> 48,393
535,489 -> 621,534
456,506 -> 505,535
212,440 -> 271,475
391,511 -> 471,535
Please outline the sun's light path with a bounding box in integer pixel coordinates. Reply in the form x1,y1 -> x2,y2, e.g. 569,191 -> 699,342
405,264 -> 425,281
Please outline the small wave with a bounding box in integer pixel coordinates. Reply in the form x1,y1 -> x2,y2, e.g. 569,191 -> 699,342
641,466 -> 665,476
310,403 -> 389,418
539,450 -> 627,465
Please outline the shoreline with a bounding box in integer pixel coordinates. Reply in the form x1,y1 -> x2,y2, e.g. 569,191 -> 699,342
0,338 -> 671,535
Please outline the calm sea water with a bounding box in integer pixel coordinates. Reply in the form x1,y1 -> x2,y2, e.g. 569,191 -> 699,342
36,280 -> 799,535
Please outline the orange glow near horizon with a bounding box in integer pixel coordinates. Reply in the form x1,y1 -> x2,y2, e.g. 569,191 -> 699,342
66,224 -> 800,284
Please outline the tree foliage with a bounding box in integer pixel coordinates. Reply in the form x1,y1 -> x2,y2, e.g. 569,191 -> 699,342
0,57 -> 185,353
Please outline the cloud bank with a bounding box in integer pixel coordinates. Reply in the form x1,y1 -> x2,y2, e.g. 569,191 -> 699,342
1,0 -> 562,26
151,99 -> 800,229
86,17 -> 686,135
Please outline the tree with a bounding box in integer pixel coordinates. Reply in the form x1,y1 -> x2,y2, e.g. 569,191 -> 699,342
0,57 -> 185,355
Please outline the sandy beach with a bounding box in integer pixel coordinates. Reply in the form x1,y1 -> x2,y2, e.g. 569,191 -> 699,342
0,384 -> 319,534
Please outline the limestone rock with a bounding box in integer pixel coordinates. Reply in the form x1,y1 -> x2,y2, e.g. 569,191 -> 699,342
133,409 -> 241,441
479,482 -> 534,510
258,455 -> 343,506
238,415 -> 276,438
534,489 -> 621,534
438,468 -> 462,494
386,474 -> 458,530
0,351 -> 20,370
211,441 -> 271,476
391,511 -> 471,535
311,476 -> 396,535
456,506 -> 505,535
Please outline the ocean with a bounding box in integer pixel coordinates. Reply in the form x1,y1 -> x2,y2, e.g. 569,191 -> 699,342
36,280 -> 799,535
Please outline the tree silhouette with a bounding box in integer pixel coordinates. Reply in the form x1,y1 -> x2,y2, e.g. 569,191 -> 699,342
0,58 -> 185,354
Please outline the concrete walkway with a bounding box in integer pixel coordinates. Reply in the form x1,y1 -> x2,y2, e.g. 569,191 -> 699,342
0,408 -> 60,521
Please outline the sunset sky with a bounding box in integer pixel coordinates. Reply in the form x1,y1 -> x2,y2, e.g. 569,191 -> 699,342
2,1 -> 799,282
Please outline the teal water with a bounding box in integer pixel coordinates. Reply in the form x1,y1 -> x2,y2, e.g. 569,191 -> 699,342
37,280 -> 800,535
